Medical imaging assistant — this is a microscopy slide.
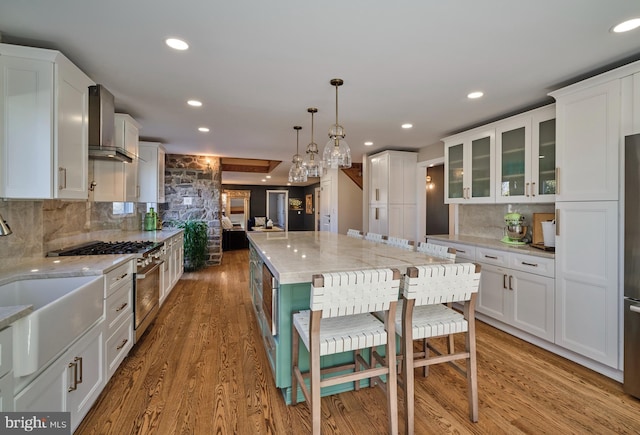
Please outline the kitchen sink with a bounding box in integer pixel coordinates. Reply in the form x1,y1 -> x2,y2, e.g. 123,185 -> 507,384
0,275 -> 104,377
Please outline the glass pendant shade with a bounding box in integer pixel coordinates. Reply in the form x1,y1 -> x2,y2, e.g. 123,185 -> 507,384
322,79 -> 351,169
303,107 -> 321,177
288,126 -> 308,183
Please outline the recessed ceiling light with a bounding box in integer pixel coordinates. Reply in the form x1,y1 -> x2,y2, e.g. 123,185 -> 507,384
262,179 -> 267,182
165,38 -> 189,50
364,141 -> 373,146
612,18 -> 640,33
266,175 -> 271,179
187,100 -> 202,107
198,127 -> 210,132
467,91 -> 484,99
287,182 -> 291,186
401,123 -> 413,129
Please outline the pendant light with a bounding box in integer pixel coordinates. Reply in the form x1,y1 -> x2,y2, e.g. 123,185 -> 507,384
303,107 -> 321,177
322,78 -> 352,169
288,126 -> 308,183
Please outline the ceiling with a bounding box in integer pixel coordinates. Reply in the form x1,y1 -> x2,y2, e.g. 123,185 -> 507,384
1,1 -> 639,186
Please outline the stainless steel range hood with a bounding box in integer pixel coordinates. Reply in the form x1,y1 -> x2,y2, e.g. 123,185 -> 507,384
88,84 -> 134,163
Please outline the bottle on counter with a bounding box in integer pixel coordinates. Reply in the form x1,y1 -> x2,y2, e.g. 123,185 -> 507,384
144,207 -> 157,231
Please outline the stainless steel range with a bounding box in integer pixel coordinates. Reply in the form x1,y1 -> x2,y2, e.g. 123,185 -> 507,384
49,240 -> 165,342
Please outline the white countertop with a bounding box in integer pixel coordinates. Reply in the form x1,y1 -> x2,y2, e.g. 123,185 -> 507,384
248,231 -> 454,285
426,234 -> 555,259
0,228 -> 183,328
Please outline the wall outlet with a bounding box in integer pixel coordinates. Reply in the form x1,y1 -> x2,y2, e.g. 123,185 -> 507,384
184,197 -> 193,205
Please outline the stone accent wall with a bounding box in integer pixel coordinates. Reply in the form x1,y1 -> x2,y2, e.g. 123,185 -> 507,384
163,154 -> 222,266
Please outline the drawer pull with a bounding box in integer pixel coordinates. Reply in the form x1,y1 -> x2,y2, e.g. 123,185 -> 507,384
115,302 -> 128,312
117,273 -> 128,281
116,338 -> 129,350
522,261 -> 538,267
458,249 -> 466,254
484,255 -> 498,260
508,275 -> 514,290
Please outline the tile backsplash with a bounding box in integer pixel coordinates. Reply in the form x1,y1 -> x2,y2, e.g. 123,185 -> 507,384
458,203 -> 555,240
0,200 -> 145,258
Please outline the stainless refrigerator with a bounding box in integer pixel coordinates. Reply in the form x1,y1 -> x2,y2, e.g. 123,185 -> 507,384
624,133 -> 640,398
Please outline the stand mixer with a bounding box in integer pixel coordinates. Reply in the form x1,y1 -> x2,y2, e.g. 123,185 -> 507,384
501,212 -> 528,245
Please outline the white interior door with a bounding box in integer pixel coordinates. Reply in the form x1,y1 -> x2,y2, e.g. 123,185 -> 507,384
266,190 -> 288,230
320,178 -> 332,231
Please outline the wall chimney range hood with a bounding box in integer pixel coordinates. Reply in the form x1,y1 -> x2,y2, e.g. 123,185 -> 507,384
88,84 -> 134,163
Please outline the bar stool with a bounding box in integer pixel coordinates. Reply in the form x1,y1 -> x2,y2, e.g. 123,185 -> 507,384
416,242 -> 456,260
347,228 -> 364,238
385,237 -> 414,250
364,232 -> 384,243
398,263 -> 481,434
291,268 -> 401,435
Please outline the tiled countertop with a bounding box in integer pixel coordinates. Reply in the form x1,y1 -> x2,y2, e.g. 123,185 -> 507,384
0,228 -> 183,329
426,234 -> 555,259
248,231 -> 453,285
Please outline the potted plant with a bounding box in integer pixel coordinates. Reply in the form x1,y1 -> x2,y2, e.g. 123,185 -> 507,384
176,220 -> 208,271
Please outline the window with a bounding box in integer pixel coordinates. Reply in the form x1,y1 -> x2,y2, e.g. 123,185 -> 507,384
113,202 -> 135,215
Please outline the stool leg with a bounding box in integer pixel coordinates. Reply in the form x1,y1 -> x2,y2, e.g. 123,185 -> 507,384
386,328 -> 399,435
466,324 -> 479,422
291,325 -> 300,405
310,315 -> 322,435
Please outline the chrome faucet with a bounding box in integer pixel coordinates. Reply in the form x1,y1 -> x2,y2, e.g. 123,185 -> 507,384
0,213 -> 12,236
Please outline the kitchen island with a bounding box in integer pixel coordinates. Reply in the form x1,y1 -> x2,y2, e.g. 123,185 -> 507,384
247,231 -> 454,402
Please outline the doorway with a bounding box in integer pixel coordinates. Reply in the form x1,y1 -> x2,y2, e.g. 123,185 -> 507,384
266,190 -> 288,230
426,165 -> 449,235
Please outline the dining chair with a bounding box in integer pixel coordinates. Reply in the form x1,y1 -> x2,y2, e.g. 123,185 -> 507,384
416,242 -> 456,260
398,263 -> 481,434
291,268 -> 401,435
364,232 -> 385,243
347,228 -> 364,238
385,237 -> 414,250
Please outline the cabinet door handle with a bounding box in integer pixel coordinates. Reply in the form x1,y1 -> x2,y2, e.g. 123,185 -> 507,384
375,188 -> 379,201
115,302 -> 128,312
458,249 -> 466,254
76,356 -> 83,384
508,275 -> 514,290
68,360 -> 78,392
555,168 -> 559,194
525,182 -> 530,197
59,167 -> 67,190
522,261 -> 538,267
116,338 -> 129,350
555,209 -> 559,236
531,182 -> 536,197
375,208 -> 379,220
503,274 -> 508,289
484,255 -> 498,260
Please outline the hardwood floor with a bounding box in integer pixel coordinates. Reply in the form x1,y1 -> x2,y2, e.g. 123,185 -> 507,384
77,249 -> 640,434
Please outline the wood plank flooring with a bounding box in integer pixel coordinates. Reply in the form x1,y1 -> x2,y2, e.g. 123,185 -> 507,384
76,249 -> 640,434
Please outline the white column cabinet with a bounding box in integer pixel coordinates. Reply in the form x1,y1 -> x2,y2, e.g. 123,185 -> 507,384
366,150 -> 416,239
138,141 -> 166,203
0,43 -> 93,200
554,201 -> 618,367
551,80 -> 620,202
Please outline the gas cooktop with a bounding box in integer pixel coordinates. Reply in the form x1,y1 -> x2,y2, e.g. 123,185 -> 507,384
48,240 -> 164,257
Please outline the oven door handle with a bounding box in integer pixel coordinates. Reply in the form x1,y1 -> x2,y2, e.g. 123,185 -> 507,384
136,261 -> 163,279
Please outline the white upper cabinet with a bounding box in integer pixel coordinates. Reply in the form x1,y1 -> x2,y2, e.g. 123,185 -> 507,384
551,80 -> 620,202
0,43 -> 94,199
138,141 -> 165,203
495,105 -> 556,203
444,128 -> 495,204
92,114 -> 140,202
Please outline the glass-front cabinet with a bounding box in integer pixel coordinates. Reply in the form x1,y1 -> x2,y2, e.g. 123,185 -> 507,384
495,104 -> 556,203
444,128 -> 495,204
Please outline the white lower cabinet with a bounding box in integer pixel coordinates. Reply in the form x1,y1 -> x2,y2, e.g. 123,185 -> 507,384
14,322 -> 104,433
0,326 -> 13,411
